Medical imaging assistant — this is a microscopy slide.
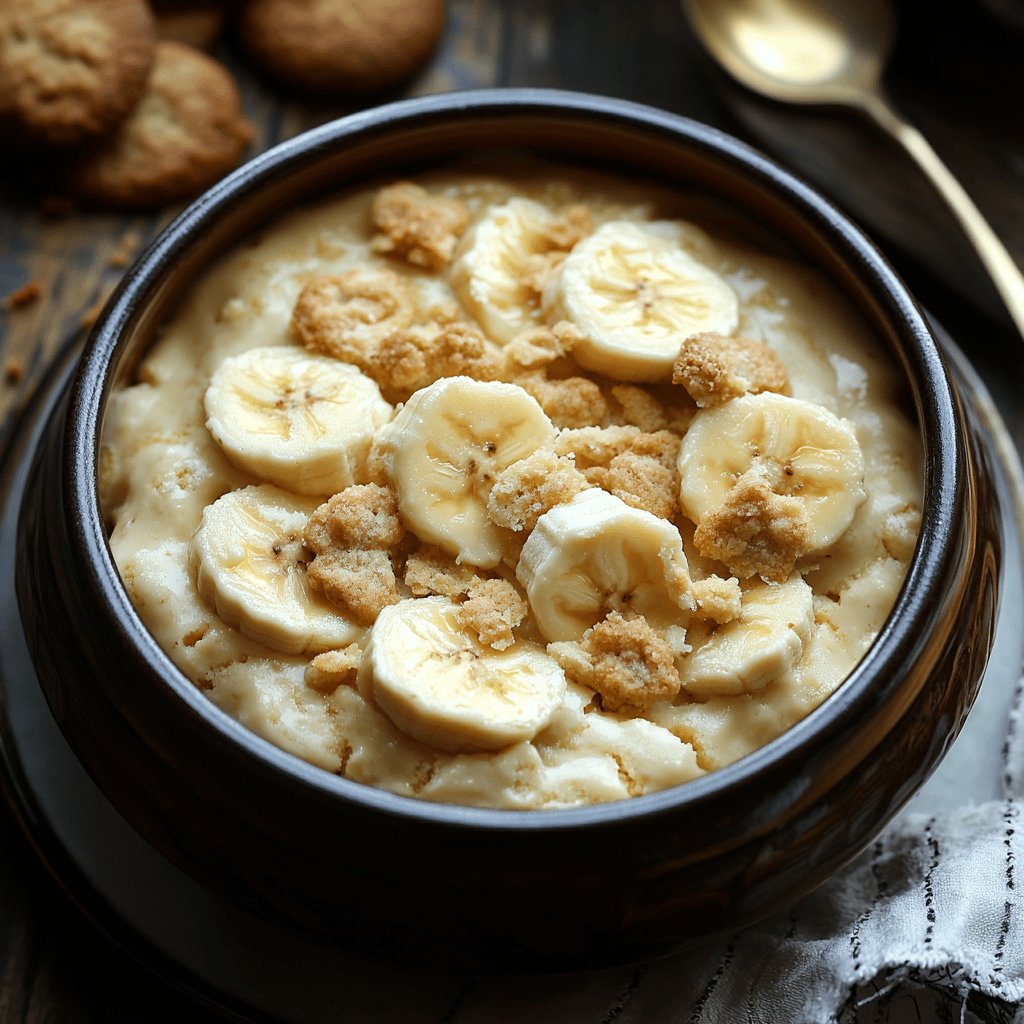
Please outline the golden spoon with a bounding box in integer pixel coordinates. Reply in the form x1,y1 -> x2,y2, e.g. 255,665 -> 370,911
684,0 -> 1024,336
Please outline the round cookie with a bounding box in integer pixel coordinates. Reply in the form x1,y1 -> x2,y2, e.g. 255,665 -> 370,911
0,0 -> 156,147
238,0 -> 445,96
69,41 -> 254,209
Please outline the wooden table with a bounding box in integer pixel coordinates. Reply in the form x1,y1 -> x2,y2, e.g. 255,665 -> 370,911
1,1 -> 1022,1019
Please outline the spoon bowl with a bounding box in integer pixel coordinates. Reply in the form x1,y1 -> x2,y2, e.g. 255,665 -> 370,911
684,0 -> 1024,336
685,0 -> 894,103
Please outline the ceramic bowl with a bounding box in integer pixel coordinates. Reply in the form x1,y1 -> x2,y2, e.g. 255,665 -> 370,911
15,90 -> 999,970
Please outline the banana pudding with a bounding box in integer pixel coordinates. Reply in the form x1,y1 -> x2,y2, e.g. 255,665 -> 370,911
101,169 -> 923,809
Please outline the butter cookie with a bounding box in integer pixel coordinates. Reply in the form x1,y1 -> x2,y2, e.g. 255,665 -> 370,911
238,0 -> 445,95
0,0 -> 156,146
69,41 -> 253,209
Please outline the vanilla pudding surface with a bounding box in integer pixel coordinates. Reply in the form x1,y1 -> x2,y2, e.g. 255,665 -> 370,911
102,166 -> 922,809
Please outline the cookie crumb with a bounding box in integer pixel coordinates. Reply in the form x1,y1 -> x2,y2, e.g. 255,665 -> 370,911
306,484 -> 404,552
514,370 -> 607,429
404,545 -> 481,599
370,182 -> 469,271
585,450 -> 677,521
673,332 -> 789,407
487,451 -> 591,533
109,231 -> 141,268
4,281 -> 43,311
459,579 -> 526,651
305,485 -> 404,624
692,575 -> 742,624
305,644 -> 363,693
4,358 -> 25,385
503,321 -> 582,371
548,611 -> 681,713
693,468 -> 810,582
291,267 -> 413,368
557,425 -> 680,471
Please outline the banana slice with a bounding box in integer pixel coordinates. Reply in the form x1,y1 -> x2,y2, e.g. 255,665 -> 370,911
190,485 -> 361,655
374,376 -> 556,568
362,596 -> 566,753
517,488 -> 694,642
680,576 -> 814,696
542,220 -> 738,382
678,392 -> 866,551
205,345 -> 393,496
450,198 -> 572,344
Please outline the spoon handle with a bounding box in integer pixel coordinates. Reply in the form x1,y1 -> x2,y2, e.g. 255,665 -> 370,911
860,92 -> 1024,339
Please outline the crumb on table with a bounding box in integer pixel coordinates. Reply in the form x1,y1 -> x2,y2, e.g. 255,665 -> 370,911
4,281 -> 43,311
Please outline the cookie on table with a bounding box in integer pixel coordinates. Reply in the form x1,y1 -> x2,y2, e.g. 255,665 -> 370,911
238,0 -> 445,95
69,41 -> 254,209
0,0 -> 156,147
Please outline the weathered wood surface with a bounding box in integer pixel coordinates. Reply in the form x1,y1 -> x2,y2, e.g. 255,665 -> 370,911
1,1 -> 1022,1020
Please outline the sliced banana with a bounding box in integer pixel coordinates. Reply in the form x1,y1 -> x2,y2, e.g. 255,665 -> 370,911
517,488 -> 694,642
205,345 -> 393,497
679,576 -> 814,696
678,392 -> 866,551
362,596 -> 566,753
542,220 -> 738,381
450,198 -> 568,344
374,376 -> 556,568
190,485 -> 362,656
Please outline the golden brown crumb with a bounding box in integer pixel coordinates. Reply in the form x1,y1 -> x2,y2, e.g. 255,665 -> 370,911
502,321 -> 582,371
520,206 -> 593,295
691,575 -> 742,624
404,545 -> 480,599
305,644 -> 363,693
305,484 -> 403,552
514,371 -> 608,429
586,450 -> 678,521
307,548 -> 398,625
290,268 -> 413,368
487,451 -> 591,533
693,468 -> 810,582
109,230 -> 141,268
672,332 -> 789,407
557,425 -> 680,472
4,281 -> 43,310
548,611 -> 681,713
372,322 -> 502,399
4,358 -> 25,385
610,385 -> 673,432
459,578 -> 527,651
370,182 -> 469,271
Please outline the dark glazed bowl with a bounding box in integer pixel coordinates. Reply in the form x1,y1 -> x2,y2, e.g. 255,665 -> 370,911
16,90 -> 999,970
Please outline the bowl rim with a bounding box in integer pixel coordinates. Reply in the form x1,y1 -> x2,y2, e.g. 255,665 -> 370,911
65,87 -> 959,831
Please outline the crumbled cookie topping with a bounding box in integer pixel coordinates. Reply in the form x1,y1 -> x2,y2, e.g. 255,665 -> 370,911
692,575 -> 742,625
291,267 -> 413,366
370,182 -> 470,271
585,450 -> 678,521
305,644 -> 363,693
459,579 -> 527,651
610,385 -> 675,433
513,370 -> 608,429
305,484 -> 404,624
487,451 -> 591,533
557,424 -> 680,472
693,468 -> 810,582
672,332 -> 789,407
502,321 -> 583,371
548,612 -> 681,713
403,545 -> 481,599
372,322 -> 502,399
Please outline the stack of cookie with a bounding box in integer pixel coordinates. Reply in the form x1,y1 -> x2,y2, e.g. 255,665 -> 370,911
0,0 -> 446,210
